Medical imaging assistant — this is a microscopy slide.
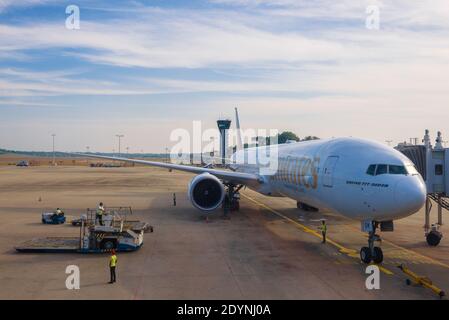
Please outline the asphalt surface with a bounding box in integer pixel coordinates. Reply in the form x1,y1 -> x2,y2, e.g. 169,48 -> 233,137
0,165 -> 447,299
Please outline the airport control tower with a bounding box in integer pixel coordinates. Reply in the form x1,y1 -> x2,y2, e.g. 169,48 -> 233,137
217,119 -> 232,165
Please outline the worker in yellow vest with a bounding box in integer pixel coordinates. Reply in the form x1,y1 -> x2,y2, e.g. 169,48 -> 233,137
319,219 -> 327,244
109,249 -> 117,284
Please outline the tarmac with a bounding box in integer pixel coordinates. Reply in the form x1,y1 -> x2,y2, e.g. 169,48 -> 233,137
0,163 -> 448,299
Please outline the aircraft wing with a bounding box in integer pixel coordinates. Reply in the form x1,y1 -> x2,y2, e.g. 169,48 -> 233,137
77,154 -> 262,186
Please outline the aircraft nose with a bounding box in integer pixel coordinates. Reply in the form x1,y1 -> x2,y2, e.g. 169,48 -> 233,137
394,178 -> 426,215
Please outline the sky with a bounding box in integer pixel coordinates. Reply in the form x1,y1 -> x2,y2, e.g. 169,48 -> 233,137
1,0 -> 449,152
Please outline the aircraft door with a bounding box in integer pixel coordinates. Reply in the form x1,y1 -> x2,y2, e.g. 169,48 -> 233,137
323,156 -> 339,187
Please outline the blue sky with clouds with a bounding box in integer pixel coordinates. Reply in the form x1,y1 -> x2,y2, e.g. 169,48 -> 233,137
1,0 -> 449,152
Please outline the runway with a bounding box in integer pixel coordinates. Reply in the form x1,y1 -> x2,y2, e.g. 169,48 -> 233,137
0,164 -> 447,299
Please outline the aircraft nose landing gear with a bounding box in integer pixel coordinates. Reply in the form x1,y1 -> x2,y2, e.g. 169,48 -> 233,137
360,221 -> 384,264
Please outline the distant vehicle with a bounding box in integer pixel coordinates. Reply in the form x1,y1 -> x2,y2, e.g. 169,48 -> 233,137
16,160 -> 29,167
89,162 -> 121,168
42,211 -> 66,224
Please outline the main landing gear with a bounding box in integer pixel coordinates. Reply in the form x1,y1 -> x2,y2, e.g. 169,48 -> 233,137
222,184 -> 243,215
360,221 -> 384,264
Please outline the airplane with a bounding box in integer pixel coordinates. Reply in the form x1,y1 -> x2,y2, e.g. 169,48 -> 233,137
78,109 -> 427,264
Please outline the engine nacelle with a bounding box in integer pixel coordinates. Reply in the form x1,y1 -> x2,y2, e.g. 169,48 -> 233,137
188,173 -> 225,212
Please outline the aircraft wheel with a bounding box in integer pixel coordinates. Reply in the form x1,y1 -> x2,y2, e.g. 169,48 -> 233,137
101,240 -> 116,250
426,231 -> 441,246
372,247 -> 383,264
360,247 -> 372,264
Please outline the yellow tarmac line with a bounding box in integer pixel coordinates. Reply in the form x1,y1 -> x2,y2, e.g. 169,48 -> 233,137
382,238 -> 449,270
241,193 -> 394,275
377,265 -> 394,275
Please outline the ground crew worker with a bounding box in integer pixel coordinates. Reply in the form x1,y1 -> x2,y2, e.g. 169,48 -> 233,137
109,249 -> 117,284
96,202 -> 105,226
52,208 -> 63,219
319,219 -> 327,243
173,193 -> 176,206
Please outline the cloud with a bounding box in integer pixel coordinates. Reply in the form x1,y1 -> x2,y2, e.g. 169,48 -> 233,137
1,0 -> 449,151
1,1 -> 448,70
0,18 -> 348,69
0,0 -> 53,12
211,0 -> 449,29
0,68 -> 163,97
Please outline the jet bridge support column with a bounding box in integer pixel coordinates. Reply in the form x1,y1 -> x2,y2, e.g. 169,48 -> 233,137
438,195 -> 443,226
424,197 -> 431,234
425,196 -> 443,246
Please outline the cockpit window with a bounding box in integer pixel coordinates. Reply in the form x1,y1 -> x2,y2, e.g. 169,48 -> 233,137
366,164 -> 419,176
389,165 -> 408,175
376,164 -> 388,175
366,164 -> 376,176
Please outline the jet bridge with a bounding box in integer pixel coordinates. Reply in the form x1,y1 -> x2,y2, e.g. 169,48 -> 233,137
396,130 -> 449,246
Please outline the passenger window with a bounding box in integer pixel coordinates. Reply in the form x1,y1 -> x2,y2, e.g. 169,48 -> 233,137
366,165 -> 376,176
376,164 -> 388,175
389,165 -> 407,175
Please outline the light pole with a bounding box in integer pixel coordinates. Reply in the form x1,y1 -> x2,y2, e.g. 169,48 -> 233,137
116,134 -> 124,156
51,134 -> 56,166
126,146 -> 129,154
85,146 -> 90,165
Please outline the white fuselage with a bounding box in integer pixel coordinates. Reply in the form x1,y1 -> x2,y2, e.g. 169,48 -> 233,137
231,137 -> 426,222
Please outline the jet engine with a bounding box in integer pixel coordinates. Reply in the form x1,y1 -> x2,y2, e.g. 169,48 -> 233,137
188,173 -> 225,211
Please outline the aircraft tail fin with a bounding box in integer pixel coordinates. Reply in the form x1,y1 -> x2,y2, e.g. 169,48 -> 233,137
235,107 -> 243,150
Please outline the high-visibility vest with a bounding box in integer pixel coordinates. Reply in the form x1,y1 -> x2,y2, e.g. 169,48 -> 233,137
110,255 -> 117,267
321,224 -> 327,233
97,207 -> 104,216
